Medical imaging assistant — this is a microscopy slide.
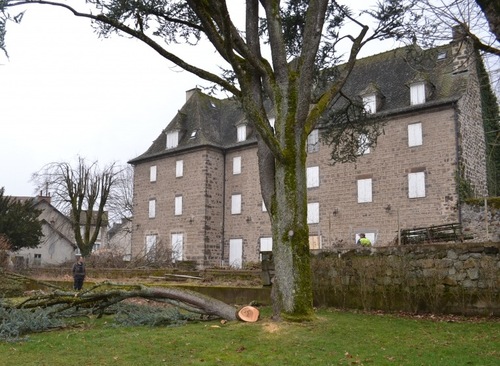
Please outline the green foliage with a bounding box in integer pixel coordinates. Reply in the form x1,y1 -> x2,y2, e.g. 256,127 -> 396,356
111,302 -> 197,327
0,187 -> 43,251
465,196 -> 500,209
320,101 -> 385,165
477,57 -> 500,196
0,307 -> 64,342
456,168 -> 476,200
0,301 -> 199,342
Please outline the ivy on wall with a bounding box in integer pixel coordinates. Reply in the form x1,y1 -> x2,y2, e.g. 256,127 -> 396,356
477,55 -> 500,196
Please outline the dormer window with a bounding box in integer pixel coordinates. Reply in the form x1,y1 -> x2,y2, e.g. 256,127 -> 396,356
166,130 -> 179,149
363,94 -> 377,113
237,124 -> 247,142
437,51 -> 447,60
410,82 -> 426,105
359,83 -> 383,114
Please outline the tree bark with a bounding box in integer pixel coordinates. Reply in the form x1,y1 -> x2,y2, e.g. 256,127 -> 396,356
475,0 -> 500,42
6,278 -> 239,321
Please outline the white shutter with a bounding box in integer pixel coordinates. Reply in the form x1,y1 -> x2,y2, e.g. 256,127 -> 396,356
307,202 -> 319,224
229,239 -> 243,268
307,166 -> 319,188
357,178 -> 373,203
175,196 -> 183,215
408,123 -> 423,147
259,237 -> 273,252
231,194 -> 241,214
166,131 -> 179,148
233,156 -> 241,175
148,199 -> 156,218
410,82 -> 426,105
171,233 -> 183,262
145,235 -> 157,260
150,166 -> 157,182
176,160 -> 183,177
409,172 -> 426,198
237,125 -> 247,142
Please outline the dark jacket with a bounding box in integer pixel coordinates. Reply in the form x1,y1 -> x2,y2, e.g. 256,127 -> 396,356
72,262 -> 86,278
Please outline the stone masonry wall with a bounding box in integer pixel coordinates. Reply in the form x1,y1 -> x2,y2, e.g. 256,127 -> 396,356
456,48 -> 488,196
312,242 -> 500,315
461,200 -> 500,243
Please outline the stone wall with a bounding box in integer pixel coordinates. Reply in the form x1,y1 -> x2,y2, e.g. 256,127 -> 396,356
311,242 -> 500,315
461,199 -> 500,243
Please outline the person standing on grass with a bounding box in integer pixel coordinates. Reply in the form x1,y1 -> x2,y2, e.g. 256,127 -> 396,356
72,256 -> 86,291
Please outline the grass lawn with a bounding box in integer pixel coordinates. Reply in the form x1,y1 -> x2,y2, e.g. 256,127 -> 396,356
0,308 -> 499,366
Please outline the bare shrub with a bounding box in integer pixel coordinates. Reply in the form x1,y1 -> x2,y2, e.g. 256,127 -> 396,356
0,234 -> 11,270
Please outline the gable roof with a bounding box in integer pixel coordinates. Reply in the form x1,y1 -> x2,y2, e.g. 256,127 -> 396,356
128,90 -> 249,164
321,44 -> 468,116
129,43 -> 470,165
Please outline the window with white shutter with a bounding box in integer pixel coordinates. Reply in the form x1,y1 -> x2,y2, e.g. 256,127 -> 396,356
307,202 -> 319,224
166,131 -> 179,149
357,178 -> 373,203
307,166 -> 319,188
175,195 -> 183,215
233,156 -> 241,175
408,123 -> 423,147
410,82 -> 426,105
150,166 -> 157,182
148,199 -> 156,218
408,172 -> 426,198
176,160 -> 183,177
231,194 -> 242,214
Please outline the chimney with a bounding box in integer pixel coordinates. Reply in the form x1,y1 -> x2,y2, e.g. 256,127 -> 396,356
451,25 -> 471,74
186,87 -> 200,101
37,190 -> 51,204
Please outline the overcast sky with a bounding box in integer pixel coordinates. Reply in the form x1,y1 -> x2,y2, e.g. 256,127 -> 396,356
0,1 -> 397,197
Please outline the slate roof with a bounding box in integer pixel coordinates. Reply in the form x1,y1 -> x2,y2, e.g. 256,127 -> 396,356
128,90 -> 249,164
334,44 -> 467,113
129,43 -> 468,165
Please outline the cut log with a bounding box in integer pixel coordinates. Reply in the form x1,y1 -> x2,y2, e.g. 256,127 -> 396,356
237,305 -> 259,322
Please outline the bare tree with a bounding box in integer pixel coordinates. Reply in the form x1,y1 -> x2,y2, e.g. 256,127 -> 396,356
32,157 -> 120,257
2,0 -> 416,320
406,0 -> 499,56
106,164 -> 134,225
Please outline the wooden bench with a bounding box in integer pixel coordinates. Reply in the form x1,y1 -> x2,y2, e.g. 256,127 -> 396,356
400,223 -> 469,245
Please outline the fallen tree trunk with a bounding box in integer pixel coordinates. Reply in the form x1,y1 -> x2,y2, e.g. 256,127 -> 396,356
0,273 -> 244,320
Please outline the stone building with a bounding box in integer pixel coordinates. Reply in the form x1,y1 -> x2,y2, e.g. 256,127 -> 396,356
12,195 -> 108,267
129,38 -> 490,268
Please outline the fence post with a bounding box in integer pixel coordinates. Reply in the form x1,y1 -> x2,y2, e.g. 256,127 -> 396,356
397,208 -> 401,245
485,197 -> 489,241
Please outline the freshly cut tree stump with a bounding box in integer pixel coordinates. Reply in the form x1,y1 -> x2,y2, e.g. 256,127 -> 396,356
237,306 -> 259,322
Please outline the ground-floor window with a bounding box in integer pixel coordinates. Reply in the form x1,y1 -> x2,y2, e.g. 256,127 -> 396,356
171,232 -> 184,262
33,253 -> 42,266
229,238 -> 243,269
145,234 -> 157,261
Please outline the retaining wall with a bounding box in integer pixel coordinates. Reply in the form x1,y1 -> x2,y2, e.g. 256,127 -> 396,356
312,242 -> 500,315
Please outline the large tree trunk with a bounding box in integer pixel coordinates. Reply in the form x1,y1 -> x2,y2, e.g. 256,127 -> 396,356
266,113 -> 314,320
475,0 -> 500,42
3,275 -> 239,321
